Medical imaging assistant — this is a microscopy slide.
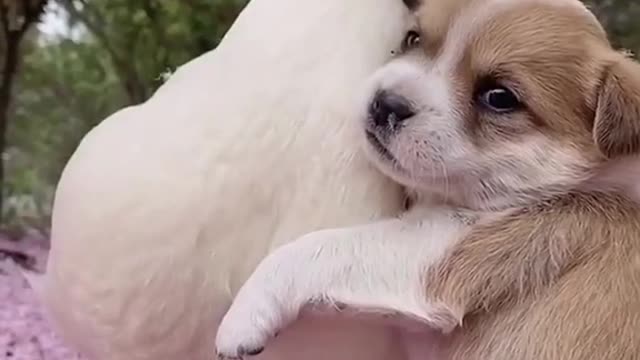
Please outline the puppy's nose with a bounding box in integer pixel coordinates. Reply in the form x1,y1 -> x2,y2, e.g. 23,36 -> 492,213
369,92 -> 415,128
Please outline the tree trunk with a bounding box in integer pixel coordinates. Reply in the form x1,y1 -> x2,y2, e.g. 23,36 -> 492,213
0,0 -> 48,223
0,27 -> 25,224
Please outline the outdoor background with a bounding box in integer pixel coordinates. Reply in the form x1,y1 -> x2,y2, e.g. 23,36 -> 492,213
0,0 -> 639,239
1,2 -> 639,358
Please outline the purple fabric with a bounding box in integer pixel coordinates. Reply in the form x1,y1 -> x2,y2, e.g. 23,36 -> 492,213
0,237 -> 84,360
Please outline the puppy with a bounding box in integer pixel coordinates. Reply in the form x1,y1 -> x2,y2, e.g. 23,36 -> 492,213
216,0 -> 640,359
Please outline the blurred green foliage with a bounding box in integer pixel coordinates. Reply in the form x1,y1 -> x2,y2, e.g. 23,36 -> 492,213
0,0 -> 639,235
3,0 -> 247,235
588,0 -> 640,52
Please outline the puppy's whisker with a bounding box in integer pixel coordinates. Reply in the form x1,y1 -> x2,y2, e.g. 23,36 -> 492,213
429,156 -> 437,190
437,157 -> 451,204
477,179 -> 500,211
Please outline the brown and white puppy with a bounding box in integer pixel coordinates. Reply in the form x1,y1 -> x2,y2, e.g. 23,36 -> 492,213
216,0 -> 640,359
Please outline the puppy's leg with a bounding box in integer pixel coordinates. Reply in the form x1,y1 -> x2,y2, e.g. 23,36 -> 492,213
215,206 -> 470,359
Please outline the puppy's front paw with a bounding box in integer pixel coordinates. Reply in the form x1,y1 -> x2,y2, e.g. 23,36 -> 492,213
216,287 -> 297,359
215,293 -> 290,359
215,230 -> 347,358
215,241 -> 307,359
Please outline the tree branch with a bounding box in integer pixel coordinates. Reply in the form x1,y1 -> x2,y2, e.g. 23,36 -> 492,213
141,0 -> 169,68
59,0 -> 147,104
0,2 -> 9,37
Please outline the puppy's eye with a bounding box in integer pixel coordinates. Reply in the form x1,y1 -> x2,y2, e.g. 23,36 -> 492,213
479,87 -> 521,113
402,30 -> 421,50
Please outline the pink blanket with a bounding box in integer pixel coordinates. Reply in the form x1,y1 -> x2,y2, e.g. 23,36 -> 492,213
0,237 -> 83,360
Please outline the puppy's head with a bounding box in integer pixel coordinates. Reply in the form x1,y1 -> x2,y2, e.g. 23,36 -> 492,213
361,0 -> 640,210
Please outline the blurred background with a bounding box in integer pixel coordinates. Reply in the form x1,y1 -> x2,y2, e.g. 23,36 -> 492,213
0,0 -> 639,239
0,0 -> 247,240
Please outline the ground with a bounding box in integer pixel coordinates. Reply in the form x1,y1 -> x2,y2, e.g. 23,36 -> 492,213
0,235 -> 83,360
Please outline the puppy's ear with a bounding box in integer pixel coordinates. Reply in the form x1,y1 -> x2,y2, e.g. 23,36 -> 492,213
593,55 -> 640,158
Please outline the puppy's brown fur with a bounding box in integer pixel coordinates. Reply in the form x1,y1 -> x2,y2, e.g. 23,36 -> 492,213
412,2 -> 640,359
429,192 -> 640,359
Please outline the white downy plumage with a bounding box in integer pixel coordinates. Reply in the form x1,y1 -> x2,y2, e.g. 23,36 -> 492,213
36,0 -> 414,359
